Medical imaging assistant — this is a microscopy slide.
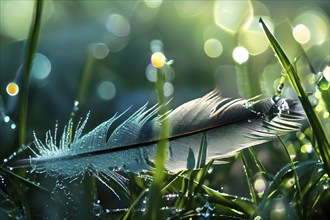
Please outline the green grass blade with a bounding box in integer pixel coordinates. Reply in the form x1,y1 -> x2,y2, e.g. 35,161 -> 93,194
145,66 -> 170,219
241,148 -> 268,205
259,17 -> 330,173
18,0 -> 44,146
305,174 -> 330,219
0,167 -> 48,192
235,62 -> 254,99
202,185 -> 255,215
277,136 -> 303,216
196,133 -> 207,169
76,52 -> 95,106
123,189 -> 147,220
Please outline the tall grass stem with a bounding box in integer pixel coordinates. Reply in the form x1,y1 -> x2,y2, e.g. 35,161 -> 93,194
145,67 -> 170,219
18,0 -> 44,146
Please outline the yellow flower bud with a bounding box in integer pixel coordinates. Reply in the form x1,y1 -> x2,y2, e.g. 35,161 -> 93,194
151,52 -> 166,68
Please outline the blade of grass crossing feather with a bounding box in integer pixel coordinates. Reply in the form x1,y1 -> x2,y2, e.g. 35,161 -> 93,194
145,67 -> 170,219
259,17 -> 330,173
161,170 -> 186,193
123,189 -> 147,220
241,148 -> 267,204
277,136 -> 303,216
196,133 -> 207,169
186,161 -> 214,210
18,0 -> 44,146
0,167 -> 48,192
174,173 -> 190,208
193,161 -> 214,198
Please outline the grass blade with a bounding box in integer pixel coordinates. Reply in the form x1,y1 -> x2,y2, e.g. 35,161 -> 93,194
145,65 -> 170,219
241,148 -> 267,205
18,0 -> 44,146
259,17 -> 330,173
196,133 -> 207,169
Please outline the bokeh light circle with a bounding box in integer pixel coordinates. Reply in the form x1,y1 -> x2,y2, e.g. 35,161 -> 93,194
92,43 -> 109,59
6,82 -> 19,96
31,53 -> 52,80
97,81 -> 116,100
106,14 -> 130,37
293,24 -> 311,44
204,38 -> 223,58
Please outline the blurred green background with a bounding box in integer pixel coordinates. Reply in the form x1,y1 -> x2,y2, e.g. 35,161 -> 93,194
0,0 -> 329,218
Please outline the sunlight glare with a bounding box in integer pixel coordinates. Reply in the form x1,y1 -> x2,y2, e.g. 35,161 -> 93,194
232,46 -> 249,64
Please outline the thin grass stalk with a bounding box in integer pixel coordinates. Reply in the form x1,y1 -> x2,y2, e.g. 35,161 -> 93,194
123,189 -> 147,219
236,62 -> 253,99
69,52 -> 94,143
241,150 -> 258,204
145,67 -> 170,219
277,136 -> 303,217
18,0 -> 44,146
77,52 -> 95,105
260,17 -> 330,173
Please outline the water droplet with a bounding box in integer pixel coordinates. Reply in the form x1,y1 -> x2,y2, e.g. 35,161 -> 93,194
74,100 -> 79,107
4,116 -> 10,123
10,123 -> 16,129
92,202 -> 104,217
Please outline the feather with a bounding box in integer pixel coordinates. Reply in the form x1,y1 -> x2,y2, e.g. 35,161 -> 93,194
13,90 -> 303,194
